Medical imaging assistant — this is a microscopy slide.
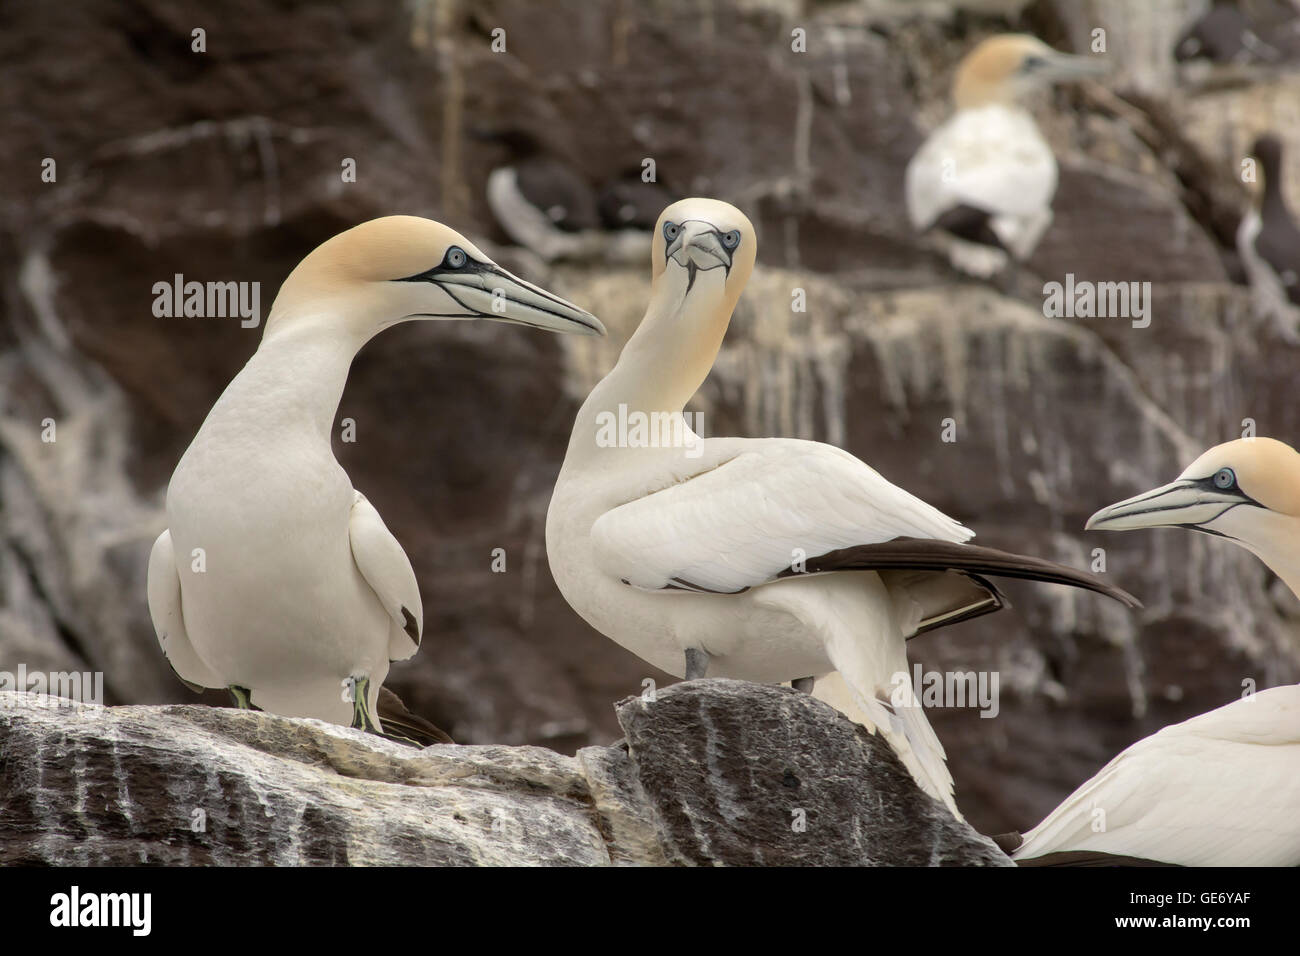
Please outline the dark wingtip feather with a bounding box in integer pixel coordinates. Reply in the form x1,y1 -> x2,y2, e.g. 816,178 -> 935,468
376,686 -> 454,746
784,537 -> 1143,609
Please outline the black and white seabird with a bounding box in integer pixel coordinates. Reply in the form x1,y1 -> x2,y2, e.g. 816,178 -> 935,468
147,216 -> 603,742
1238,134 -> 1300,339
1005,437 -> 1300,865
545,197 -> 1138,818
905,34 -> 1107,277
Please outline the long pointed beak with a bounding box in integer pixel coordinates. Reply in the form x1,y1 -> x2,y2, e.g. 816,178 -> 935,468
667,222 -> 732,272
435,265 -> 605,336
1042,51 -> 1109,81
1085,480 -> 1247,532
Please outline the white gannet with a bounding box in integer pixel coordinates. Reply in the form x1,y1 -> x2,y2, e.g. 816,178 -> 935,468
1010,685 -> 1300,866
1007,436 -> 1300,864
545,197 -> 1137,816
905,34 -> 1106,277
1237,134 -> 1300,341
148,216 -> 603,739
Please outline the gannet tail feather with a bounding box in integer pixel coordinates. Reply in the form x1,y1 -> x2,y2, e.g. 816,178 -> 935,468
376,686 -> 455,746
348,492 -> 424,661
783,537 -> 1141,612
849,684 -> 960,820
146,530 -> 222,692
818,643 -> 961,819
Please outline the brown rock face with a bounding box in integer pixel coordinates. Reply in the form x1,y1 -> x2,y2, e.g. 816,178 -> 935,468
2,0 -> 1298,845
0,684 -> 1006,866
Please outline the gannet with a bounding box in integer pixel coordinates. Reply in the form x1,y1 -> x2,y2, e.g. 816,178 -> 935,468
905,34 -> 1106,277
1237,135 -> 1300,341
1005,437 -> 1300,864
148,216 -> 603,739
545,197 -> 1137,816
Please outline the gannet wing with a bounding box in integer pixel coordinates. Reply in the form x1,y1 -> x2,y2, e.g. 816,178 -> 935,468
591,438 -> 1137,617
348,492 -> 423,661
1013,687 -> 1300,866
1030,696 -> 1300,866
591,439 -> 973,595
146,529 -> 221,692
905,107 -> 1057,232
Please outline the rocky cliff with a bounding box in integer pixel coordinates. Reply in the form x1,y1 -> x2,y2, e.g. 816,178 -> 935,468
0,681 -> 1010,866
2,0 -> 1298,841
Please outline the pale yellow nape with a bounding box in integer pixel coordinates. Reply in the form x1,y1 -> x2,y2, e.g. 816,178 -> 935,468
1181,437 -> 1300,517
264,216 -> 489,330
953,34 -> 1054,109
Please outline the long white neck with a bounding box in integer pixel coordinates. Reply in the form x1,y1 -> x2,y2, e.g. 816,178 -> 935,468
202,311 -> 373,447
565,267 -> 734,465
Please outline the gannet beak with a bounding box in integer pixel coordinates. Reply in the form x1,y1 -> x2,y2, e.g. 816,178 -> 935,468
431,263 -> 605,336
1037,50 -> 1108,81
1085,479 -> 1252,532
667,221 -> 733,274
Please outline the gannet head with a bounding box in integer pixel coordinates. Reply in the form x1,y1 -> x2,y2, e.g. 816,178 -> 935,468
651,198 -> 756,308
1086,438 -> 1300,548
265,215 -> 604,339
953,34 -> 1107,110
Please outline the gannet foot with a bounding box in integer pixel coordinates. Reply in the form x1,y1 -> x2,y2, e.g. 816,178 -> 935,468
347,675 -> 380,733
228,685 -> 261,710
792,676 -> 815,693
684,648 -> 709,680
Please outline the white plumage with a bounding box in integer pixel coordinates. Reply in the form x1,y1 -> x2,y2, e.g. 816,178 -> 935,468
1014,685 -> 1300,866
148,216 -> 601,732
905,104 -> 1057,261
548,198 -> 1132,819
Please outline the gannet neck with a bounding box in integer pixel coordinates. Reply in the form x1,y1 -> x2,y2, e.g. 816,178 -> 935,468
566,268 -> 734,462
1231,509 -> 1300,598
217,318 -> 362,446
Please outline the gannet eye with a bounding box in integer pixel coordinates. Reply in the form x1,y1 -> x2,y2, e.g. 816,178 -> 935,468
721,230 -> 741,249
445,246 -> 468,269
1213,467 -> 1236,490
663,221 -> 680,241
1021,55 -> 1047,72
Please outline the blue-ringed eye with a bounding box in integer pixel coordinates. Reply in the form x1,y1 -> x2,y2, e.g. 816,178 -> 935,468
721,230 -> 741,249
445,246 -> 467,269
1213,467 -> 1236,490
663,221 -> 680,241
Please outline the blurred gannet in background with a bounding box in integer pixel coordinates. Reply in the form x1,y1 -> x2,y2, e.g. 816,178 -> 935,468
148,216 -> 603,742
546,197 -> 1138,817
1005,437 -> 1300,864
1238,135 -> 1300,341
905,34 -> 1106,277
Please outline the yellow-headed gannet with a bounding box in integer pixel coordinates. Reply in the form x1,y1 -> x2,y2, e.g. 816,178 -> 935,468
1006,437 -> 1300,864
149,216 -> 603,740
1238,135 -> 1300,341
905,34 -> 1106,277
545,197 -> 1137,816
